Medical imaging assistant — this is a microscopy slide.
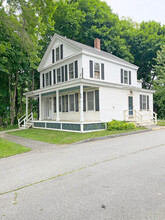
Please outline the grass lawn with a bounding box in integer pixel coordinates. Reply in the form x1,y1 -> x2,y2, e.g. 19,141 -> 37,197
157,120 -> 165,126
9,127 -> 145,145
0,138 -> 31,158
0,124 -> 18,132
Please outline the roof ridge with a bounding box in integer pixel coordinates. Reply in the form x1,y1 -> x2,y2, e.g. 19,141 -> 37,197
54,33 -> 138,69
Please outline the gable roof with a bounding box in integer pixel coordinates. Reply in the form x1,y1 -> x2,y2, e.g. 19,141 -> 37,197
38,33 -> 138,71
55,33 -> 138,69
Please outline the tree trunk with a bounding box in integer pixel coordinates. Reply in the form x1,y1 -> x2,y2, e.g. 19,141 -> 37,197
11,70 -> 19,125
9,73 -> 12,119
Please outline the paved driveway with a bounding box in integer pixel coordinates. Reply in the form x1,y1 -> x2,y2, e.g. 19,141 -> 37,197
0,129 -> 165,219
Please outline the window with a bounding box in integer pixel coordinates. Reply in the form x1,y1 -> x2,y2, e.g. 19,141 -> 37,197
94,63 -> 100,79
69,63 -> 74,80
55,44 -> 63,62
121,69 -> 131,85
56,47 -> 60,62
57,68 -> 61,83
87,91 -> 94,111
140,95 -> 149,110
69,94 -> 74,111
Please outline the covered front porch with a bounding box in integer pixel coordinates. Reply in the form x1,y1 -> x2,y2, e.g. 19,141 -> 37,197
24,81 -> 104,132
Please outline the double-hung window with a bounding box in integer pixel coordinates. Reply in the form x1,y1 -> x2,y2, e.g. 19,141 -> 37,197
56,47 -> 60,62
94,63 -> 100,79
69,94 -> 75,111
69,63 -> 74,80
124,70 -> 128,84
121,69 -> 131,85
46,73 -> 49,86
87,91 -> 94,111
140,95 -> 149,110
57,68 -> 61,83
89,60 -> 104,80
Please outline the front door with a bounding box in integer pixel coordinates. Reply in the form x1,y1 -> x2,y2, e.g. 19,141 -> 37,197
128,96 -> 133,116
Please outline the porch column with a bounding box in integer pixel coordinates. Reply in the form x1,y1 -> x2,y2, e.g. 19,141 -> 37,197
80,85 -> 84,122
39,93 -> 42,120
26,96 -> 28,117
56,90 -> 60,121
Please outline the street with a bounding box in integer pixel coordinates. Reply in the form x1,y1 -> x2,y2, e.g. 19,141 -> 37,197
0,129 -> 165,220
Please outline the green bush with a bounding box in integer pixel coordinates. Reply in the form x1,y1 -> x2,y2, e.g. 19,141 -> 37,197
107,120 -> 136,131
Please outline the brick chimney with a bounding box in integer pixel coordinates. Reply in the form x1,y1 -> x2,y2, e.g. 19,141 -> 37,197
94,38 -> 101,50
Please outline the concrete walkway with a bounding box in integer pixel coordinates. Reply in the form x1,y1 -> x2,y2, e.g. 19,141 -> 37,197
0,132 -> 58,151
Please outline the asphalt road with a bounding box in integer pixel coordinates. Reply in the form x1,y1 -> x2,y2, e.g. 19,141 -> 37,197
0,129 -> 165,220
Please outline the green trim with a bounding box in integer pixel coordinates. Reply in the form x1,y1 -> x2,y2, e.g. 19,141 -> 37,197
33,122 -> 45,128
83,123 -> 105,131
46,123 -> 61,129
62,123 -> 81,131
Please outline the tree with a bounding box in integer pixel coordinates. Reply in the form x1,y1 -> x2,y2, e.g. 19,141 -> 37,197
153,45 -> 165,118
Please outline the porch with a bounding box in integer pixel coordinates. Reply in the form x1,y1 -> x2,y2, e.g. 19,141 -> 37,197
22,82 -> 103,132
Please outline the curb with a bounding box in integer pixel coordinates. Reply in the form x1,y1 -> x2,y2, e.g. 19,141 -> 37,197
72,129 -> 153,145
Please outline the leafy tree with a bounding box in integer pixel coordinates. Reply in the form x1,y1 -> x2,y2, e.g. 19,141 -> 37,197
153,45 -> 165,118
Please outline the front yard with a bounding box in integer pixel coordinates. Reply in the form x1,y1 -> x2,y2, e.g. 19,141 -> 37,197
157,120 -> 165,126
9,127 -> 145,145
0,138 -> 31,158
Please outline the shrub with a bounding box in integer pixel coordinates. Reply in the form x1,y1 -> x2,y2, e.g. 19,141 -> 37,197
107,120 -> 136,131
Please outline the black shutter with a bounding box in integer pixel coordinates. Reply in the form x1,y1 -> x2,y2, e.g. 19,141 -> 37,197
52,49 -> 55,63
62,66 -> 64,82
53,69 -> 56,84
66,95 -> 68,112
59,96 -> 61,112
121,69 -> 123,83
75,93 -> 79,112
95,90 -> 99,111
60,44 -> 63,59
62,95 -> 65,112
140,95 -> 142,110
49,71 -> 51,85
42,74 -> 45,87
101,63 -> 104,80
147,95 -> 149,110
54,97 -> 56,113
129,71 -> 131,85
83,92 -> 86,111
89,60 -> 93,78
75,60 -> 78,78
65,65 -> 68,81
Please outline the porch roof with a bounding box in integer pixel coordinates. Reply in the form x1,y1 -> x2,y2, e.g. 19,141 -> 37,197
24,78 -> 155,98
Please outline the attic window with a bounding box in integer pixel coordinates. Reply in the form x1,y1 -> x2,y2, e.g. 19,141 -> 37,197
55,44 -> 63,62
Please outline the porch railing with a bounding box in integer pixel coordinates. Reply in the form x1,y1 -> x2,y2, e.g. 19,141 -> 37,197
124,110 -> 157,125
124,110 -> 143,124
18,112 -> 33,129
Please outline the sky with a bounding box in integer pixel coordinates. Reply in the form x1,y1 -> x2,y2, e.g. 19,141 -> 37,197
105,0 -> 165,25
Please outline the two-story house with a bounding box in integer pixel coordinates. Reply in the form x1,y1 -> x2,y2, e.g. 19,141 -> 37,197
21,34 -> 157,132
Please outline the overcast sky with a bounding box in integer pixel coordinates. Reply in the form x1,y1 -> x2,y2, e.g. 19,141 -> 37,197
105,0 -> 165,25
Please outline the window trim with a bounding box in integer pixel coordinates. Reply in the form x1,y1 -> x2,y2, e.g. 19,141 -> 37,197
69,93 -> 75,112
140,94 -> 149,111
87,90 -> 95,111
89,60 -> 104,80
121,68 -> 131,85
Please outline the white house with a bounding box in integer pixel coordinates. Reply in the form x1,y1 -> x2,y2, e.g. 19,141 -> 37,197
21,34 -> 157,132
